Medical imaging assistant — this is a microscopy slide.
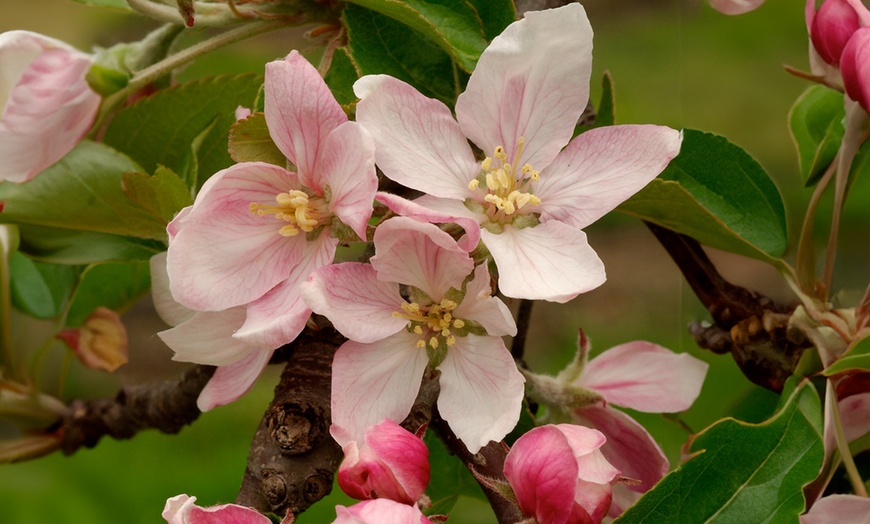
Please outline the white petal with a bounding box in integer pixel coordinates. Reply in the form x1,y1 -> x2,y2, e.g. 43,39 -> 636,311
197,348 -> 275,412
149,252 -> 194,327
453,263 -> 516,337
159,308 -> 254,366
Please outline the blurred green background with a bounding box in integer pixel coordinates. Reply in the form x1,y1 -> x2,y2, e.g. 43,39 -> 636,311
1,0 -> 855,522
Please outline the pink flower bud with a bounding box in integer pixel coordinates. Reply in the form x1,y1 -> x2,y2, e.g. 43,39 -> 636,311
58,307 -> 128,372
162,494 -> 271,524
337,419 -> 430,505
503,424 -> 621,524
840,26 -> 870,110
333,499 -> 432,524
806,0 -> 870,66
0,31 -> 101,183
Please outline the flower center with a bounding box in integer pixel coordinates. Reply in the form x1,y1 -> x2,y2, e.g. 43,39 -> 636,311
393,298 -> 466,349
468,137 -> 541,223
249,189 -> 331,237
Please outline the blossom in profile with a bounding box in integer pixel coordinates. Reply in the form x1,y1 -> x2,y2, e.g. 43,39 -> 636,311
162,494 -> 270,524
301,217 -> 523,453
503,424 -> 621,524
355,4 -> 681,303
0,30 -> 101,183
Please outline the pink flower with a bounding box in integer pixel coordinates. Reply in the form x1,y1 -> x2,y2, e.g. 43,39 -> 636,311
338,419 -> 430,505
708,0 -> 765,15
801,494 -> 870,523
354,4 -> 681,303
301,217 -> 524,453
162,494 -> 270,524
0,30 -> 101,183
503,424 -> 621,524
806,0 -> 870,67
333,499 -> 432,524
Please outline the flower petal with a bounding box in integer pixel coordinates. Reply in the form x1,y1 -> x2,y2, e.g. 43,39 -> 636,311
801,494 -> 870,524
319,121 -> 377,241
166,163 -> 306,311
708,0 -> 766,15
455,4 -> 593,170
301,262 -> 407,344
375,192 -> 482,252
482,221 -> 605,303
159,308 -> 253,366
233,232 -> 338,348
364,420 -> 430,503
437,335 -> 524,453
573,406 -> 668,493
196,348 -> 275,412
264,50 -> 347,187
371,217 -> 473,299
150,252 -> 195,327
535,125 -> 682,230
579,341 -> 709,412
556,424 -> 620,484
330,332 -> 429,448
333,499 -> 431,524
453,263 -> 516,337
354,74 -> 479,200
162,493 -> 272,524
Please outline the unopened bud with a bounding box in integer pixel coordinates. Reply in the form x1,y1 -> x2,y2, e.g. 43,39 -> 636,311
58,307 -> 128,372
807,0 -> 870,66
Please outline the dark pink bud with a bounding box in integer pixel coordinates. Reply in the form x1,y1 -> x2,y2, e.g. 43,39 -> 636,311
807,0 -> 870,66
841,26 -> 870,110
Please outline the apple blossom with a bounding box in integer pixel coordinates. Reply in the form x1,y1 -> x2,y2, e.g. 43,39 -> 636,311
333,499 -> 432,524
300,217 -> 524,453
162,494 -> 270,524
503,424 -> 621,524
354,4 -> 681,303
0,30 -> 101,183
337,419 -> 429,505
524,331 -> 708,515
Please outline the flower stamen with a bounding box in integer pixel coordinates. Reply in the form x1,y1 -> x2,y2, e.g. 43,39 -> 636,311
249,189 -> 331,237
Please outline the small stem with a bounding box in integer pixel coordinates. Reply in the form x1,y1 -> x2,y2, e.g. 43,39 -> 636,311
91,18 -> 295,132
511,299 -> 534,362
795,157 -> 836,297
828,379 -> 868,497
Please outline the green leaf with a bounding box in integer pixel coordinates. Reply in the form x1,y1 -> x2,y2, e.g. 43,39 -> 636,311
344,4 -> 464,105
9,253 -> 78,319
102,74 -> 264,189
594,72 -> 616,128
0,141 -> 167,240
228,113 -> 286,167
788,85 -> 844,187
66,261 -> 151,327
123,167 -> 193,226
324,47 -> 361,107
16,225 -> 162,265
345,0 -> 487,72
616,381 -> 823,524
423,431 -> 487,516
823,334 -> 870,376
618,129 -> 788,262
466,0 -> 515,41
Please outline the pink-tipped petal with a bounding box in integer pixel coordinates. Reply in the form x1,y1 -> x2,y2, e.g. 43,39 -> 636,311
557,424 -> 621,485
319,121 -> 377,241
330,332 -> 429,448
455,4 -> 592,171
481,221 -> 605,303
159,308 -> 253,367
371,217 -> 474,299
301,263 -> 408,343
196,348 -> 275,412
453,263 -> 517,337
436,335 -> 524,453
504,425 -> 583,524
162,493 -> 271,524
573,406 -> 669,493
333,499 -> 431,524
801,494 -> 870,524
166,163 -> 306,311
579,341 -> 709,412
264,50 -> 347,188
150,252 -> 195,327
535,125 -> 682,230
234,232 -> 338,348
354,75 -> 479,200
375,192 -> 483,252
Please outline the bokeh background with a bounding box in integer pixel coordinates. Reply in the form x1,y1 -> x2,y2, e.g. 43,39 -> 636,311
2,0 -> 861,522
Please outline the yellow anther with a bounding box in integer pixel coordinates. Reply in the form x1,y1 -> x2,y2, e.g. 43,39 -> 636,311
278,224 -> 300,237
530,170 -> 540,181
413,325 -> 423,335
468,179 -> 480,190
481,157 -> 493,172
429,337 -> 439,349
529,195 -> 541,206
416,339 -> 426,349
486,172 -> 500,192
453,319 -> 465,329
446,335 -> 456,346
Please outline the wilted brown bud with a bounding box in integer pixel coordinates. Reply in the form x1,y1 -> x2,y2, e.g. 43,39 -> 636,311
58,307 -> 128,372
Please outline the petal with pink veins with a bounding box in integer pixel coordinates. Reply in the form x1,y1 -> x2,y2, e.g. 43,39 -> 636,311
535,125 -> 682,230
453,264 -> 516,337
318,121 -> 377,241
197,348 -> 275,412
376,192 -> 483,252
481,221 -> 605,303
801,494 -> 870,524
371,217 -> 473,299
166,163 -> 307,311
354,74 -> 479,200
264,50 -> 347,188
578,341 -> 708,412
455,4 -> 592,171
301,262 -> 408,344
437,335 -> 524,453
330,331 -> 429,447
159,308 -> 253,367
162,494 -> 271,524
233,232 -> 338,348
